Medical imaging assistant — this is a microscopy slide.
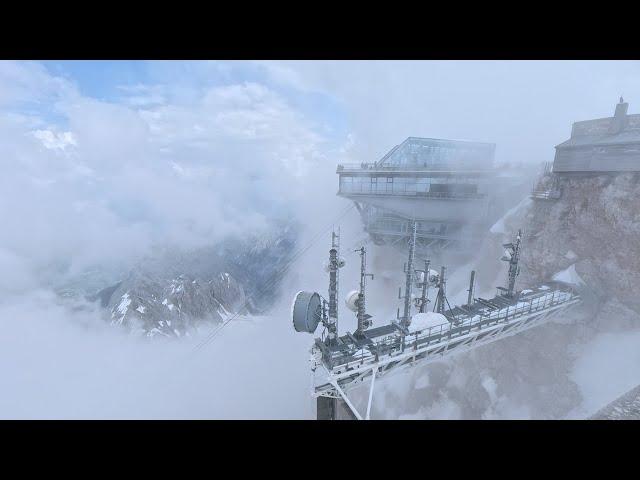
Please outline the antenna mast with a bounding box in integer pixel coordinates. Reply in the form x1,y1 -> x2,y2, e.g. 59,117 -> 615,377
354,246 -> 374,337
414,259 -> 431,313
434,266 -> 447,314
326,229 -> 341,344
467,270 -> 476,306
501,229 -> 522,298
400,220 -> 417,326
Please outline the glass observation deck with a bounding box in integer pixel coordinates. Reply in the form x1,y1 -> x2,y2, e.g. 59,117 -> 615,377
339,137 -> 495,171
336,137 -> 497,254
338,175 -> 486,198
337,137 -> 495,199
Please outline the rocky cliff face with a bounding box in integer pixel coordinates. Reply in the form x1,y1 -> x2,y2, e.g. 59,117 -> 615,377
521,173 -> 640,313
103,272 -> 245,338
373,172 -> 640,419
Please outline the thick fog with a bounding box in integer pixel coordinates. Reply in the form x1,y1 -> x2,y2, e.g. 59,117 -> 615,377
1,60 -> 640,419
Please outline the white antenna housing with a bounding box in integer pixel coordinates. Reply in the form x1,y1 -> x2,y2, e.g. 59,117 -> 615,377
324,257 -> 346,272
427,269 -> 440,286
345,290 -> 360,312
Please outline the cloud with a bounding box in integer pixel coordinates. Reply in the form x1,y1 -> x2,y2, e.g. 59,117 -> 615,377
0,290 -> 312,419
0,61 -> 353,418
258,60 -> 640,165
117,84 -> 167,107
0,62 -> 345,290
0,60 -> 77,108
33,129 -> 77,150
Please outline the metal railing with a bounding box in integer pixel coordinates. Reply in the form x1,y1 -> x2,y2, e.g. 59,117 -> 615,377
366,227 -> 462,242
531,189 -> 562,200
337,163 -> 492,173
320,288 -> 578,370
363,216 -> 470,240
339,186 -> 486,200
337,163 -> 378,171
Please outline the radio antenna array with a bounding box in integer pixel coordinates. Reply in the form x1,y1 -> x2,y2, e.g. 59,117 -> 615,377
354,246 -> 374,337
414,259 -> 431,313
500,229 -> 523,298
326,229 -> 343,344
399,220 -> 417,326
467,270 -> 476,305
434,266 -> 447,314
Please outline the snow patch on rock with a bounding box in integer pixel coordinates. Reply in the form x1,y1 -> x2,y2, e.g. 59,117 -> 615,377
490,197 -> 532,234
552,263 -> 585,286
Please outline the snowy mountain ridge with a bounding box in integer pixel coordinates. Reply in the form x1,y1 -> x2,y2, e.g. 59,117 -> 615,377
72,220 -> 299,338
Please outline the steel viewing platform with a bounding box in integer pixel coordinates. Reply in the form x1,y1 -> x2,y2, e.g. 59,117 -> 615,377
311,281 -> 580,419
292,227 -> 584,420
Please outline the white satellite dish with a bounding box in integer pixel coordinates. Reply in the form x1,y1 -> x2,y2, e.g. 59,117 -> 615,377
345,290 -> 360,312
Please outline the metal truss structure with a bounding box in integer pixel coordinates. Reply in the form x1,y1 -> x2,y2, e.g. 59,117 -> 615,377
310,286 -> 581,420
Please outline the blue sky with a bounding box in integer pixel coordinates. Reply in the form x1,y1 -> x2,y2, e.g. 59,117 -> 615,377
29,60 -> 640,168
42,60 -> 152,101
39,60 -> 350,143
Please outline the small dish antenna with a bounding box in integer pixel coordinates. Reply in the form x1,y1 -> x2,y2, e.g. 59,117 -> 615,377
324,257 -> 346,272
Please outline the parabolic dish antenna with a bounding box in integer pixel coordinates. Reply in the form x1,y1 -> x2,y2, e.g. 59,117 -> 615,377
292,291 -> 323,333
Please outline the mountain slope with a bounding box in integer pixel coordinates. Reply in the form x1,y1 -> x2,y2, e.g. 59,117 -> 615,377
86,221 -> 298,337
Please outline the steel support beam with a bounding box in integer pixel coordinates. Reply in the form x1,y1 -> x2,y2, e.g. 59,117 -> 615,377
365,368 -> 377,420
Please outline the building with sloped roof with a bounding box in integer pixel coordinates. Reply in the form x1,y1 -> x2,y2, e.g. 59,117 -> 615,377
553,98 -> 640,173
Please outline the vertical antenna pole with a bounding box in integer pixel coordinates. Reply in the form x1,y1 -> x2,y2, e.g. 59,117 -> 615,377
418,259 -> 430,313
401,220 -> 417,327
505,229 -> 522,298
336,227 -> 340,332
355,246 -> 374,336
467,270 -> 476,306
435,266 -> 447,314
327,230 -> 340,344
